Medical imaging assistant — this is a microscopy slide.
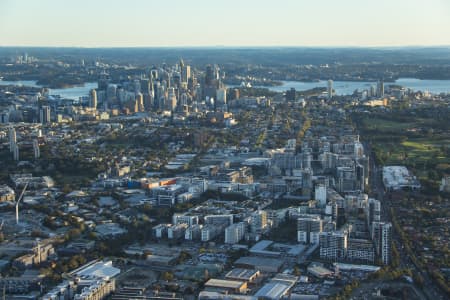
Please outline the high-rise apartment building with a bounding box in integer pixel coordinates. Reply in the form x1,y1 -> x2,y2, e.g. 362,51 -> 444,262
297,215 -> 323,244
319,231 -> 348,260
225,222 -> 246,244
372,222 -> 392,265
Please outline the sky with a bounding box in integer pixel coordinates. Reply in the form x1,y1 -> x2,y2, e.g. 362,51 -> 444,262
1,0 -> 450,47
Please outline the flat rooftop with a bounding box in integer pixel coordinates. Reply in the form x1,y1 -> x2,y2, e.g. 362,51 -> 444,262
234,256 -> 283,269
254,282 -> 291,299
205,278 -> 245,289
226,268 -> 259,280
383,166 -> 421,189
72,260 -> 120,279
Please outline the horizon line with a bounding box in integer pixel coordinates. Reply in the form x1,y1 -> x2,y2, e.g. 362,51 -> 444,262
1,45 -> 450,49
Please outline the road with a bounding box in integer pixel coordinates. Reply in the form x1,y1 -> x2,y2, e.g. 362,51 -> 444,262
366,142 -> 446,300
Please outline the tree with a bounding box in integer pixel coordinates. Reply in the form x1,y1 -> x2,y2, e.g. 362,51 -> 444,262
162,271 -> 174,281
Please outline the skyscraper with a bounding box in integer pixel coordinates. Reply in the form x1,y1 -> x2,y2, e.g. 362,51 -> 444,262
327,80 -> 334,100
166,87 -> 177,111
135,92 -> 144,112
286,88 -> 296,101
377,80 -> 385,97
33,139 -> 40,159
13,143 -> 19,161
181,65 -> 191,84
40,106 -> 51,124
216,88 -> 227,107
9,127 -> 16,152
205,65 -> 215,87
106,84 -> 117,105
89,89 -> 97,109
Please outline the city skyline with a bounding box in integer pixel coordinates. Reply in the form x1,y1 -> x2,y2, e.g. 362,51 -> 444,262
1,0 -> 450,47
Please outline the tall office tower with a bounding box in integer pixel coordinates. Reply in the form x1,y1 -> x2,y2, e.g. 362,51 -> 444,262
315,184 -> 327,207
251,210 -> 268,233
135,93 -> 144,112
366,198 -> 381,230
230,88 -> 240,100
89,89 -> 97,109
150,68 -> 158,80
143,93 -> 153,111
377,80 -> 385,97
9,127 -> 16,152
149,75 -> 155,96
327,80 -> 334,100
13,143 -> 19,161
33,139 -> 40,159
179,92 -> 189,107
297,215 -> 323,244
370,85 -> 376,97
319,231 -> 348,260
1,112 -> 9,123
286,88 -> 296,101
372,222 -> 392,265
214,64 -> 220,80
98,72 -> 110,90
205,65 -> 215,86
181,64 -> 191,84
166,87 -> 177,111
133,79 -> 141,94
39,106 -> 51,124
106,84 -> 117,105
216,88 -> 227,107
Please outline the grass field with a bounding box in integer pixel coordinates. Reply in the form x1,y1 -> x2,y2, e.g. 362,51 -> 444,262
362,118 -> 416,131
355,114 -> 450,191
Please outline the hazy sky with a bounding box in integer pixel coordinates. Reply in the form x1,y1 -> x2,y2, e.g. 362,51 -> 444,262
1,0 -> 450,47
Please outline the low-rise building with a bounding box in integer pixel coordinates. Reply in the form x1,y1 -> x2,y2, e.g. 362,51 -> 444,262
225,268 -> 261,283
382,166 -> 421,191
168,223 -> 188,239
234,256 -> 283,273
43,260 -> 120,300
0,184 -> 15,202
204,279 -> 247,294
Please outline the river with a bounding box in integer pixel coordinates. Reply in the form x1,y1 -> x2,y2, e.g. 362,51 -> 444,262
1,78 -> 450,99
0,80 -> 97,100
255,78 -> 450,95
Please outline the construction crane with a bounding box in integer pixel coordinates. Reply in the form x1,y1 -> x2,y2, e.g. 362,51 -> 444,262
16,182 -> 28,225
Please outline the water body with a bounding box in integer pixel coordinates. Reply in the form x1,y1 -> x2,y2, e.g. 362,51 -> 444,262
1,78 -> 450,99
0,80 -> 97,100
50,82 -> 97,100
257,78 -> 450,95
